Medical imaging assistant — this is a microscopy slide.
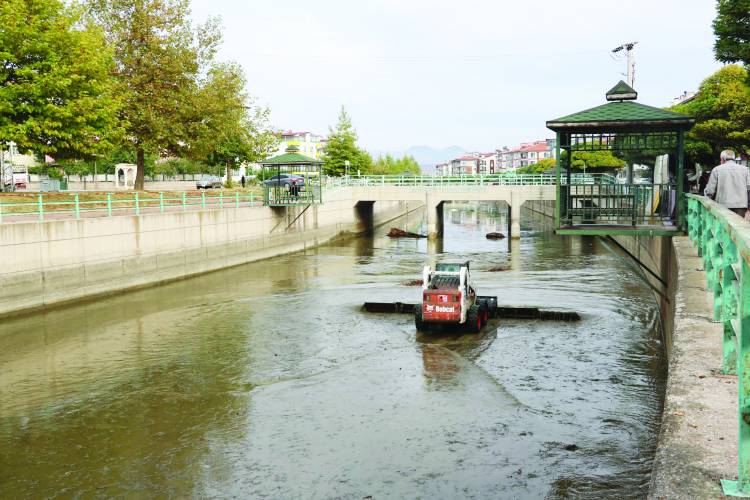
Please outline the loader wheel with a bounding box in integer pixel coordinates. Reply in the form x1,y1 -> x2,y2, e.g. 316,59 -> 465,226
467,305 -> 481,333
415,306 -> 425,331
481,305 -> 489,325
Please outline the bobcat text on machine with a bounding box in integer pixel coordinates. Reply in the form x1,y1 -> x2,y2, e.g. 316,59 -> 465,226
415,262 -> 498,333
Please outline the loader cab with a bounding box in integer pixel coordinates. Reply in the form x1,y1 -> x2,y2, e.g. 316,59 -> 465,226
435,262 -> 469,273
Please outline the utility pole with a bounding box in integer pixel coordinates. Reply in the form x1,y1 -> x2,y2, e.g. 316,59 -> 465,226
612,41 -> 638,87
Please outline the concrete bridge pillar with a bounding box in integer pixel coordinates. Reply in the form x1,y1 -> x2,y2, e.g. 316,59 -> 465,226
426,195 -> 444,240
510,192 -> 522,239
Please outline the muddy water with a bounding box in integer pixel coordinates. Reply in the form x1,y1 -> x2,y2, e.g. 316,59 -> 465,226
0,203 -> 665,498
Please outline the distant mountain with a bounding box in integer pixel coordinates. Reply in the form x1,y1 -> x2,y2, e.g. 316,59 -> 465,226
367,145 -> 467,173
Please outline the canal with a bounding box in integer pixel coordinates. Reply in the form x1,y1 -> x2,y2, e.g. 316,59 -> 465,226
0,202 -> 665,498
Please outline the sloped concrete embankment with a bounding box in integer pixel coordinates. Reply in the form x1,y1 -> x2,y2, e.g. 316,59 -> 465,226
0,188 -> 420,318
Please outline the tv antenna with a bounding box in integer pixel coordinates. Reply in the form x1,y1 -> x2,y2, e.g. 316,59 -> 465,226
611,41 -> 638,87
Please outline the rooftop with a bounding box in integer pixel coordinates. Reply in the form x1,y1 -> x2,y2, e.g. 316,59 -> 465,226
547,82 -> 694,132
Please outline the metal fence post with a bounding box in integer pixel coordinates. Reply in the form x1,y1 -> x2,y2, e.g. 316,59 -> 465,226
182,192 -> 186,211
38,194 -> 44,221
107,193 -> 112,216
135,192 -> 140,216
74,193 -> 80,219
159,192 -> 164,212
235,191 -> 239,208
201,191 -> 206,209
219,191 -> 223,209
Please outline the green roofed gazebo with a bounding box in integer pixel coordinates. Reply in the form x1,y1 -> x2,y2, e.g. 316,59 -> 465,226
546,80 -> 694,236
259,145 -> 323,206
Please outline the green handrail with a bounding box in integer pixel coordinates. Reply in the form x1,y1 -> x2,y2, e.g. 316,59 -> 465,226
687,194 -> 750,496
0,190 -> 267,223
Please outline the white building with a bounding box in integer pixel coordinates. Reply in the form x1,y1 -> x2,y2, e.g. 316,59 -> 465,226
275,130 -> 326,159
497,139 -> 556,171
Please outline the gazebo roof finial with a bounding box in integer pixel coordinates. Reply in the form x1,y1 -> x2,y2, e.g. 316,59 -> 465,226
606,80 -> 638,101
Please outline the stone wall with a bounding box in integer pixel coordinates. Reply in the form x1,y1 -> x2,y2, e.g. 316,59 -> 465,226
0,188 -> 419,318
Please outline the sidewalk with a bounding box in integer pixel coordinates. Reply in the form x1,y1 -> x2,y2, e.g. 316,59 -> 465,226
649,237 -> 737,499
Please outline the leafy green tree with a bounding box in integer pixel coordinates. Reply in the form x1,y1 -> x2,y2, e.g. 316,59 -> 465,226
713,0 -> 750,66
671,64 -> 750,165
0,0 -> 121,159
517,157 -> 556,174
87,0 -> 222,189
323,106 -> 371,176
370,154 -> 422,175
559,148 -> 625,171
186,63 -> 278,181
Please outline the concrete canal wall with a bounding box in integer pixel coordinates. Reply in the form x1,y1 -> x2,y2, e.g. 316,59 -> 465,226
0,188 -> 420,318
523,199 -> 735,498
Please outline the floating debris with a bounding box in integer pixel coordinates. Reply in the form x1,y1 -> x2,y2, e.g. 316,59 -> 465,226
401,279 -> 424,286
487,265 -> 510,272
387,227 -> 426,238
485,232 -> 506,240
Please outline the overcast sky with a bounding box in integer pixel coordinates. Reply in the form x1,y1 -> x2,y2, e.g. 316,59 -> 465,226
191,0 -> 722,153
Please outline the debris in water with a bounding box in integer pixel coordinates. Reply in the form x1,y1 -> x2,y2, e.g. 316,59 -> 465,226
487,265 -> 510,272
401,279 -> 423,286
486,232 -> 506,240
387,227 -> 426,238
563,444 -> 579,452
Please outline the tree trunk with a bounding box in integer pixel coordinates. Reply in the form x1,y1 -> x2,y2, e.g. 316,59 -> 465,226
135,147 -> 145,190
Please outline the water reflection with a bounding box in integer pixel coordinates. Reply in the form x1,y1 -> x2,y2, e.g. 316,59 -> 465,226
0,202 -> 665,499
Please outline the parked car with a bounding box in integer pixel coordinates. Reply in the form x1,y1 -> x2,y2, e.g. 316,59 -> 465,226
262,174 -> 306,188
196,175 -> 223,189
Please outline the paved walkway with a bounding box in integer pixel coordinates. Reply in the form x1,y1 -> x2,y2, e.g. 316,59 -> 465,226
649,237 -> 737,499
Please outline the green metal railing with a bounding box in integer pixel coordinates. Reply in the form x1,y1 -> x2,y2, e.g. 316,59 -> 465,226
263,185 -> 322,206
560,182 -> 676,227
327,173 -> 617,188
687,194 -> 750,496
0,191 -> 261,223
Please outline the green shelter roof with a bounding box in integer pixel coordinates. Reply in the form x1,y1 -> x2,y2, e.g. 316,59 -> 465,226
606,80 -> 638,101
260,145 -> 322,165
546,100 -> 694,132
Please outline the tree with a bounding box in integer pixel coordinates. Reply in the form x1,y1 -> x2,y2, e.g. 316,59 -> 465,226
0,0 -> 120,159
370,154 -> 422,175
671,64 -> 750,165
322,106 -> 371,176
517,157 -> 556,174
713,0 -> 750,67
87,0 -> 222,189
186,63 -> 278,181
559,148 -> 625,171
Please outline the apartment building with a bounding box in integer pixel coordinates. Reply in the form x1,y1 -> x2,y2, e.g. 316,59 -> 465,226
477,152 -> 497,174
450,155 -> 480,175
276,130 -> 326,159
497,139 -> 556,171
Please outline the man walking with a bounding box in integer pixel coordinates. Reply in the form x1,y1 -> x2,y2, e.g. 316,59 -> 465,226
704,150 -> 750,218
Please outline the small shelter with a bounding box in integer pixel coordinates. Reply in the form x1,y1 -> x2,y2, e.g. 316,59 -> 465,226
114,163 -> 137,190
259,145 -> 323,206
546,81 -> 694,236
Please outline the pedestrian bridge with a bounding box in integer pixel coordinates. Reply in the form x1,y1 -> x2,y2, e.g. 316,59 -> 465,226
345,183 -> 555,238
329,174 -> 616,238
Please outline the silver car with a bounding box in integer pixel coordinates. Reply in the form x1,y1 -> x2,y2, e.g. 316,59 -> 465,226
196,175 -> 223,189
